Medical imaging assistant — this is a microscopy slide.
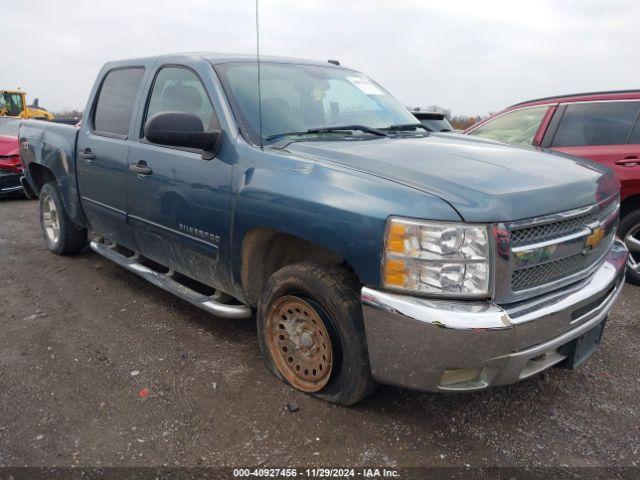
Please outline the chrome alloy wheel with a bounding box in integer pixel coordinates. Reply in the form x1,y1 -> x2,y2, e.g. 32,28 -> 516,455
625,223 -> 640,274
266,295 -> 333,393
42,195 -> 60,244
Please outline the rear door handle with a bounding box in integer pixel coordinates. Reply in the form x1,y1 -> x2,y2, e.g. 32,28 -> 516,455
78,148 -> 96,162
615,156 -> 639,167
129,161 -> 153,176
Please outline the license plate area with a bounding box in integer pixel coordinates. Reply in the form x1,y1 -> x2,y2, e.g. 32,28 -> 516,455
557,320 -> 606,369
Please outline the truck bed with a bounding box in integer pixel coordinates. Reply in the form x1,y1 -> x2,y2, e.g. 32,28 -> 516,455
19,120 -> 86,226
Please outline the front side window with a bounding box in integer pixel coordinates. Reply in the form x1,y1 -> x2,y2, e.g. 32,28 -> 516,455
552,101 -> 640,147
214,62 -> 418,144
93,68 -> 145,136
467,106 -> 548,147
144,67 -> 215,133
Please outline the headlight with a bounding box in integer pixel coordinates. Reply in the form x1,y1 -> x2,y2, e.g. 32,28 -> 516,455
383,217 -> 492,297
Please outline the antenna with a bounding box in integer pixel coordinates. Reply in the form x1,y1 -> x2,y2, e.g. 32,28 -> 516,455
255,0 -> 263,149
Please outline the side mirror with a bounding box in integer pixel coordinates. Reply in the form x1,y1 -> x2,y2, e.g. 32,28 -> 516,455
144,112 -> 222,159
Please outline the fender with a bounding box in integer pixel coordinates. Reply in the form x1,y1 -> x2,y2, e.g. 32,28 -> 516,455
229,140 -> 462,294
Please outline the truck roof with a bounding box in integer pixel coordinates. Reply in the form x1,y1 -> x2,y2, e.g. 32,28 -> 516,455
104,52 -> 350,69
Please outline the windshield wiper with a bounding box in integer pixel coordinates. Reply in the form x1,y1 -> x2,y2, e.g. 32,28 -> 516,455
307,125 -> 389,136
384,123 -> 431,133
266,124 -> 389,142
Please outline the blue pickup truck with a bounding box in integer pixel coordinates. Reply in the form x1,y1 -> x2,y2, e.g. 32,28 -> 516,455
19,53 -> 628,405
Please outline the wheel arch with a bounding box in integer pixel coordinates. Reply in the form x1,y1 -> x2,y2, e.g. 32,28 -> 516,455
621,193 -> 640,218
28,162 -> 57,194
240,227 -> 354,306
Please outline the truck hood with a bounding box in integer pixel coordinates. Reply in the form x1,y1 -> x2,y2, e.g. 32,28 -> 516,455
284,134 -> 619,222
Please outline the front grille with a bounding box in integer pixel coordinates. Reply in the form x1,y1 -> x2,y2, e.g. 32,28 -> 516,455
511,231 -> 614,291
510,198 -> 618,247
495,195 -> 621,301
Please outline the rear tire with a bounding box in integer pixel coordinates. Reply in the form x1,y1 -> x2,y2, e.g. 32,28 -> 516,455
39,183 -> 87,255
257,262 -> 375,406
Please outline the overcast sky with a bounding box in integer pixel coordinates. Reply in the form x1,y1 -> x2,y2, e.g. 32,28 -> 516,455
4,0 -> 640,116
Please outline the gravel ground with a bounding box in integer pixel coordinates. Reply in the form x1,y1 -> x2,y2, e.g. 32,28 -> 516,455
0,197 -> 639,470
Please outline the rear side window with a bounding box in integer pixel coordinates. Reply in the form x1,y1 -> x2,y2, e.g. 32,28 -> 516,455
552,101 -> 640,147
93,68 -> 145,137
467,106 -> 548,147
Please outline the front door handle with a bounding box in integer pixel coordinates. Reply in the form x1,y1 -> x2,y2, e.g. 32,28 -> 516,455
78,148 -> 96,162
129,161 -> 153,176
615,156 -> 639,167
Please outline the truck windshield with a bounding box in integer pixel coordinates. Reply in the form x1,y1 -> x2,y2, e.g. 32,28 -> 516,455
215,62 -> 418,145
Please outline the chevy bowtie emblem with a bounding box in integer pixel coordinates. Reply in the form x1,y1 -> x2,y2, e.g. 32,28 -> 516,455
585,226 -> 605,251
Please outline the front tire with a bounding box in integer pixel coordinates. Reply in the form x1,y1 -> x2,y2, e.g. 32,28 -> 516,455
39,183 -> 87,255
257,262 -> 375,406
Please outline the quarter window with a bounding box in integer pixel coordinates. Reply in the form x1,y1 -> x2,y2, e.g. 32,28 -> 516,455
93,68 -> 145,136
467,107 -> 548,147
552,101 -> 640,147
144,67 -> 215,135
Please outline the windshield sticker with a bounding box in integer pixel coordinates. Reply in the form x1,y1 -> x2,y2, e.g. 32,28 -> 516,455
347,76 -> 384,95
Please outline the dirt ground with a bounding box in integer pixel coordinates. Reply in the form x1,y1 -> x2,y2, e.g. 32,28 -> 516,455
1,196 -> 639,471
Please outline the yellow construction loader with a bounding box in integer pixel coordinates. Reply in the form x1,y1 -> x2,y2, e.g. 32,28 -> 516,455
0,90 -> 54,120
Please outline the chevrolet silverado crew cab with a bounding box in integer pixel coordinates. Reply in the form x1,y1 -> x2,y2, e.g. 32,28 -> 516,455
19,53 -> 628,405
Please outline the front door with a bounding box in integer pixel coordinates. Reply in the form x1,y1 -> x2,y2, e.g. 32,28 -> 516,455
126,65 -> 232,290
77,67 -> 146,248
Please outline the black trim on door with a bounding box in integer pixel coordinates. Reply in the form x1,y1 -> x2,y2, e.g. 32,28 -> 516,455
541,104 -> 567,148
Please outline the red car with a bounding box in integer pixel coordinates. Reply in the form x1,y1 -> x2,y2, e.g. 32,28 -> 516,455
465,90 -> 640,284
0,134 -> 23,197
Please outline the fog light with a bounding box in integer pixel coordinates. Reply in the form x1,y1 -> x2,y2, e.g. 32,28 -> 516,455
439,368 -> 481,386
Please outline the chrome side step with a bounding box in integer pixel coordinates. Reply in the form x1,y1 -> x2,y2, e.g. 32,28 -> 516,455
89,240 -> 252,319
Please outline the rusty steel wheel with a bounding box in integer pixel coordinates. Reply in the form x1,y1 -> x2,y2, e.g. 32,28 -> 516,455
258,262 -> 375,405
265,295 -> 333,393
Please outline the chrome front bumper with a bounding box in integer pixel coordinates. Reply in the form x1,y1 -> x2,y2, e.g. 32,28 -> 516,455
361,239 -> 628,392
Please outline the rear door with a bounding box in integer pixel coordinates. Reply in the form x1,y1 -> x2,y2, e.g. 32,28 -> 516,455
126,64 -> 233,290
77,67 -> 146,248
546,101 -> 640,199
